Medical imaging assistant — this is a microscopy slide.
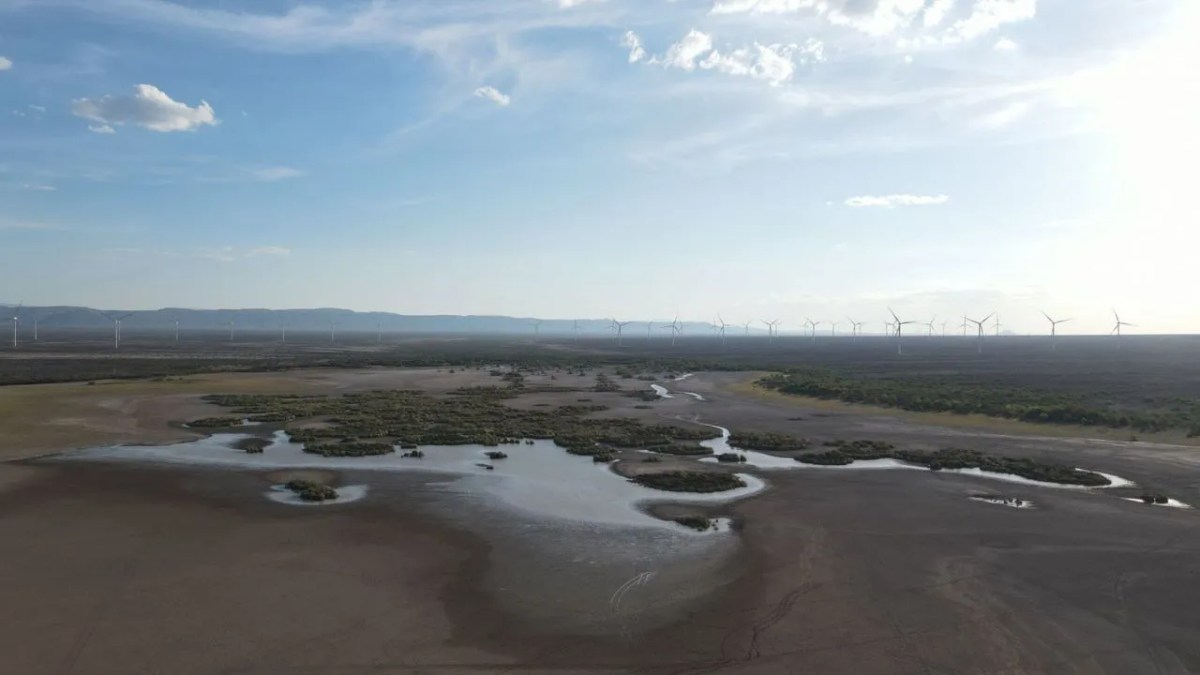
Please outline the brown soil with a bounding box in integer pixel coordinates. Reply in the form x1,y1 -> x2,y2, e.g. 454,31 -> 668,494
3,369 -> 1200,673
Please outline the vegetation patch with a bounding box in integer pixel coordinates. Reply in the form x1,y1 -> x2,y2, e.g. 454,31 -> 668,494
795,443 -> 1110,486
1140,493 -> 1170,504
484,451 -> 508,460
760,370 -> 1200,434
187,416 -> 245,428
715,452 -> 747,463
632,471 -> 746,493
284,479 -> 339,502
729,431 -> 811,453
643,443 -> 713,456
234,437 -> 270,454
202,388 -> 718,464
674,516 -> 716,531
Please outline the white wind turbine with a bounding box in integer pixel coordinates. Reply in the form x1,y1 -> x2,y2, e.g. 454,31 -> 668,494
7,302 -> 21,348
1041,311 -> 1071,350
661,316 -> 682,346
572,319 -> 581,341
846,317 -> 860,339
611,319 -> 632,347
280,322 -> 288,343
924,316 -> 937,337
762,319 -> 781,344
329,320 -> 339,343
964,312 -> 995,354
99,310 -> 132,350
888,308 -> 917,355
376,321 -> 383,344
716,315 -> 730,346
1111,309 -> 1134,339
804,318 -> 821,341
174,319 -> 181,343
743,320 -> 752,336
224,318 -> 235,342
830,321 -> 840,337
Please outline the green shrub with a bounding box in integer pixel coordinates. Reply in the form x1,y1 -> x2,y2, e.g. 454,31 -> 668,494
632,471 -> 746,493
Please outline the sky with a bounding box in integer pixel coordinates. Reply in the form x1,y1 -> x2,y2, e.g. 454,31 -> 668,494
1,0 -> 1198,335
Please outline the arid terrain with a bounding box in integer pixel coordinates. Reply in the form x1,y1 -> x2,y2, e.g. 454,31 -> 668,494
2,336 -> 1199,674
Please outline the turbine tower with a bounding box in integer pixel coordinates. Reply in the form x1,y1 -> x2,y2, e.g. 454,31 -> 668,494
174,319 -> 181,343
964,313 -> 995,354
661,316 -> 682,346
830,321 -> 840,337
225,319 -> 235,343
743,320 -> 752,336
7,302 -> 20,348
1111,310 -> 1134,339
611,319 -> 632,347
329,321 -> 339,344
762,319 -> 781,344
925,316 -> 937,337
994,313 -> 1002,337
716,315 -> 730,346
1040,311 -> 1071,350
572,320 -> 581,341
888,308 -> 917,355
99,310 -> 132,350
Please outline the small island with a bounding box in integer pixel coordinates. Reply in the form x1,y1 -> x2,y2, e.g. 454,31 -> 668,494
284,479 -> 339,502
632,471 -> 746,493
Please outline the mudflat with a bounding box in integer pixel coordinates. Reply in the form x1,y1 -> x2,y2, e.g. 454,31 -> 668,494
3,367 -> 1199,674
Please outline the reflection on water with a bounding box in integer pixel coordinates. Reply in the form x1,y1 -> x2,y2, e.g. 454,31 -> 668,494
61,431 -> 765,532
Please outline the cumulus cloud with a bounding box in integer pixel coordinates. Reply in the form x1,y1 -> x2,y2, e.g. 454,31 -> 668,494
663,29 -> 714,71
71,84 -> 217,133
622,31 -> 647,64
845,194 -> 950,207
20,184 -> 57,192
252,166 -> 304,182
473,85 -> 511,106
0,56 -> 11,71
643,30 -> 823,86
551,0 -> 604,6
700,40 -> 824,86
247,246 -> 291,257
89,124 -> 116,134
994,37 -> 1019,50
712,0 -> 1037,45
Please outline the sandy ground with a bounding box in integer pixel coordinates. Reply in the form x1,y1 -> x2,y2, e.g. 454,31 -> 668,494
3,368 -> 1200,674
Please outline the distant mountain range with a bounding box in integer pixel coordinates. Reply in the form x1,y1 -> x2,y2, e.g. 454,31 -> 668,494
0,305 -> 755,336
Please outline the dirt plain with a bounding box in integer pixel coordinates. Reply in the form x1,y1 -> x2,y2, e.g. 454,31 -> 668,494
3,337 -> 1200,674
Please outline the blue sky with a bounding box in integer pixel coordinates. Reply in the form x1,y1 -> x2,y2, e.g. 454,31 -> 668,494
1,0 -> 1197,334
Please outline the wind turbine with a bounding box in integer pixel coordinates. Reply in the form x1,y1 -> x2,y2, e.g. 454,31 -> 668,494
716,315 -> 730,346
1041,311 -> 1071,350
611,319 -> 632,347
830,321 -> 840,337
994,313 -> 1002,337
6,303 -> 21,348
280,322 -> 287,343
376,321 -> 383,344
225,318 -> 235,343
960,316 -> 969,337
7,303 -> 20,348
762,319 -> 781,344
173,319 -> 181,343
964,313 -> 995,354
940,321 -> 948,337
804,318 -> 821,340
646,321 -> 655,340
924,316 -> 937,337
572,319 -> 581,341
99,311 -> 132,350
888,308 -> 917,355
329,321 -> 339,343
1111,310 -> 1134,339
661,316 -> 682,346
743,320 -> 752,336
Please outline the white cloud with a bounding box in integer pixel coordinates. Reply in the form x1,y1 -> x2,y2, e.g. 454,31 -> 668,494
845,194 -> 950,207
88,124 -> 116,134
994,37 -> 1019,51
72,84 -> 217,133
622,30 -> 646,64
474,85 -> 511,106
644,30 -> 822,86
198,245 -> 292,262
551,0 -> 604,7
663,29 -> 714,71
0,56 -> 11,71
700,42 -> 819,86
712,0 -> 1037,44
20,184 -> 57,192
251,166 -> 304,182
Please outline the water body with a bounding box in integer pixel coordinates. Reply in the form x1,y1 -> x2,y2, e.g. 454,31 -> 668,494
650,384 -> 672,399
1122,497 -> 1191,509
60,431 -> 766,532
695,423 -> 1136,489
